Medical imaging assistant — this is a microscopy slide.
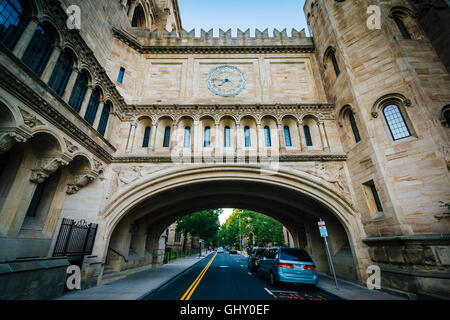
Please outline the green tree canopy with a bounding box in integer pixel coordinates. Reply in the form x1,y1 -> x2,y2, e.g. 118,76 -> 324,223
218,209 -> 286,247
176,209 -> 222,245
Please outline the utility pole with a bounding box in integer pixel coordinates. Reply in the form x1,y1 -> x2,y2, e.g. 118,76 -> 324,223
233,209 -> 243,252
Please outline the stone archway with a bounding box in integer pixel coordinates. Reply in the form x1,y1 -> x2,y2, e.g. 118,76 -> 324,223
96,164 -> 370,283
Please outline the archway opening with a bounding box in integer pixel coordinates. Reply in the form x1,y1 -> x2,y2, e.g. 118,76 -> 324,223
103,179 -> 359,281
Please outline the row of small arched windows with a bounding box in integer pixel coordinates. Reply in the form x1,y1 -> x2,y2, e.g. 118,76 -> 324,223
139,125 -> 318,149
0,0 -> 111,136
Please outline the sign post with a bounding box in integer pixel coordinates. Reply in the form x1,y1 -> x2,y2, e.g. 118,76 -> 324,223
318,219 -> 339,290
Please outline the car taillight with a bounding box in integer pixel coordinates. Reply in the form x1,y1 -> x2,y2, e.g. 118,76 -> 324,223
304,265 -> 316,270
255,257 -> 260,261
277,263 -> 294,269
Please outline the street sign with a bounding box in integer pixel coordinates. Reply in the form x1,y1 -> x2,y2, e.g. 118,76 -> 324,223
318,221 -> 328,238
318,219 -> 339,290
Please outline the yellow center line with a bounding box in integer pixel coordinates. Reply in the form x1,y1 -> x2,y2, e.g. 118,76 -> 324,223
180,252 -> 217,300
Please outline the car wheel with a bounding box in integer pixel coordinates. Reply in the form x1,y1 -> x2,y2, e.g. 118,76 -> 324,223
270,272 -> 277,287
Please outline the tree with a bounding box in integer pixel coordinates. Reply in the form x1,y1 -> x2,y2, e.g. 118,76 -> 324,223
176,209 -> 222,250
218,209 -> 286,247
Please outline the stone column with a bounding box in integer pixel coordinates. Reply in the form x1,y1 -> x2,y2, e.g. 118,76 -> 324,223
78,85 -> 93,117
62,67 -> 80,102
214,122 -> 221,158
127,0 -> 137,20
92,100 -> 105,130
41,46 -> 62,84
193,120 -> 200,153
257,123 -> 264,154
235,123 -> 240,154
298,122 -> 305,151
278,122 -> 286,153
126,122 -> 137,153
13,18 -> 39,59
150,123 -> 157,152
319,121 -> 330,151
170,122 -> 178,152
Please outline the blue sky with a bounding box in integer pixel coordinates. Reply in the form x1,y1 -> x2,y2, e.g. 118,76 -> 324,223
178,0 -> 308,37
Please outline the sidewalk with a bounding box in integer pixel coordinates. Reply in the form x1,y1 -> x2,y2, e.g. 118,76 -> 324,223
317,273 -> 406,300
58,252 -> 210,300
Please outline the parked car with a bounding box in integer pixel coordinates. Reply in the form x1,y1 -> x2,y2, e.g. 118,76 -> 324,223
229,247 -> 238,254
258,247 -> 318,287
217,247 -> 224,253
248,247 -> 266,272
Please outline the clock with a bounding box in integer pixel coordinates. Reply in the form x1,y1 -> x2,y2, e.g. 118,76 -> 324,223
206,65 -> 247,97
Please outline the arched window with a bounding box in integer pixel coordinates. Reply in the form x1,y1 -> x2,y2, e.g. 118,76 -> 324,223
97,101 -> 111,136
131,4 -> 146,28
84,87 -> 101,125
163,126 -> 171,148
304,125 -> 313,146
331,52 -> 340,77
48,50 -> 73,97
244,126 -> 251,147
142,126 -> 150,148
224,126 -> 231,147
264,126 -> 271,147
349,112 -> 361,143
22,24 -> 55,76
184,126 -> 191,148
394,17 -> 411,40
68,72 -> 88,113
0,0 -> 30,50
284,126 -> 292,147
204,126 -> 211,147
383,104 -> 411,140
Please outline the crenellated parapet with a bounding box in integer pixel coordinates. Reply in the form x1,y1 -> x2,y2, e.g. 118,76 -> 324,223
113,27 -> 314,53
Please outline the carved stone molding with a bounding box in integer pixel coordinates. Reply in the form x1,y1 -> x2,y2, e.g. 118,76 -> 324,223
30,157 -> 69,184
0,132 -> 28,154
66,171 -> 98,195
64,138 -> 79,153
19,108 -> 44,128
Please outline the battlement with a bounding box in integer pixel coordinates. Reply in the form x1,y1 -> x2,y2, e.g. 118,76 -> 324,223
113,27 -> 314,53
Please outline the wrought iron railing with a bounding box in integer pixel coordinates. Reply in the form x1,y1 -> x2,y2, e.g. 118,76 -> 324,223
53,218 -> 98,259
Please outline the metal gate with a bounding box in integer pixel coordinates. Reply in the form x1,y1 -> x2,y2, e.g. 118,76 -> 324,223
53,218 -> 98,266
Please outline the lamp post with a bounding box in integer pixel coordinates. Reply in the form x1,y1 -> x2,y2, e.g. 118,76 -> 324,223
233,209 -> 243,252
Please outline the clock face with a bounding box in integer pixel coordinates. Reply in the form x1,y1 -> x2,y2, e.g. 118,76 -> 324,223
206,65 -> 247,97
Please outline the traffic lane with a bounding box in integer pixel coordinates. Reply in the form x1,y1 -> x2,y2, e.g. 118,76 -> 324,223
189,251 -> 274,300
191,252 -> 340,301
142,252 -> 216,300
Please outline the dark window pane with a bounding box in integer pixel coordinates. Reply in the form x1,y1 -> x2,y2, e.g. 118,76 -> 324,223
184,127 -> 191,147
331,52 -> 340,77
204,126 -> 210,147
280,248 -> 313,262
142,126 -> 150,148
26,180 -> 47,217
304,125 -> 313,146
0,0 -> 30,50
349,112 -> 361,143
22,25 -> 54,76
117,67 -> 125,83
394,17 -> 411,40
163,127 -> 170,147
224,126 -> 230,147
284,126 -> 292,147
370,184 -> 384,212
84,88 -> 100,125
68,72 -> 88,112
97,102 -> 110,136
244,126 -> 251,147
48,51 -> 73,96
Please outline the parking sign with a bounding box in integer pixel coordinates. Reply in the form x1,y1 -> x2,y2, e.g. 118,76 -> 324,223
318,221 -> 328,238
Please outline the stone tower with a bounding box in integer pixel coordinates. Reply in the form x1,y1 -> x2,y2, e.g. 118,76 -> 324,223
304,0 -> 450,297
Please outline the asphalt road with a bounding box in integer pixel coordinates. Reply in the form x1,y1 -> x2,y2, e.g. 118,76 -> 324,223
142,251 -> 341,300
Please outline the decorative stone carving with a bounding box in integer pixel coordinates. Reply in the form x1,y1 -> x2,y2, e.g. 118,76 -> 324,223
66,172 -> 97,195
119,166 -> 143,185
30,157 -> 69,183
64,138 -> 79,153
94,159 -> 104,172
19,109 -> 43,128
0,132 -> 27,154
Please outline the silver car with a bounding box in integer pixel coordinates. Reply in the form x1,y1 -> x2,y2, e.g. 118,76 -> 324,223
258,247 -> 318,286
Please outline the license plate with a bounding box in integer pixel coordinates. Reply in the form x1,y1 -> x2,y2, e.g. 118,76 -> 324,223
294,265 -> 303,270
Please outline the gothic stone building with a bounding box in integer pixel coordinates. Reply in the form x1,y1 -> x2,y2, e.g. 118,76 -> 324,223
0,0 -> 449,299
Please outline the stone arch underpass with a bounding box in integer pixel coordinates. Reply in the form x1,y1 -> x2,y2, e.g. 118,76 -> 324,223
94,165 -> 370,283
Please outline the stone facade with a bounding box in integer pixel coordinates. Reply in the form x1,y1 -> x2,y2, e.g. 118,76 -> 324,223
0,0 -> 448,299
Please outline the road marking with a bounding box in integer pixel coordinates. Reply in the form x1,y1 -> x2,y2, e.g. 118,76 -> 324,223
264,288 -> 277,298
180,252 -> 217,301
248,272 -> 252,276
218,266 -> 229,268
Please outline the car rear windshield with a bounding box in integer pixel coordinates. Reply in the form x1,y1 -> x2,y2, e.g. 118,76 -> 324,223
255,249 -> 266,256
280,249 -> 313,262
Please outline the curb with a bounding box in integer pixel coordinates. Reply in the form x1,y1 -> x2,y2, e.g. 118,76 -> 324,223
136,253 -> 213,300
316,284 -> 349,300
